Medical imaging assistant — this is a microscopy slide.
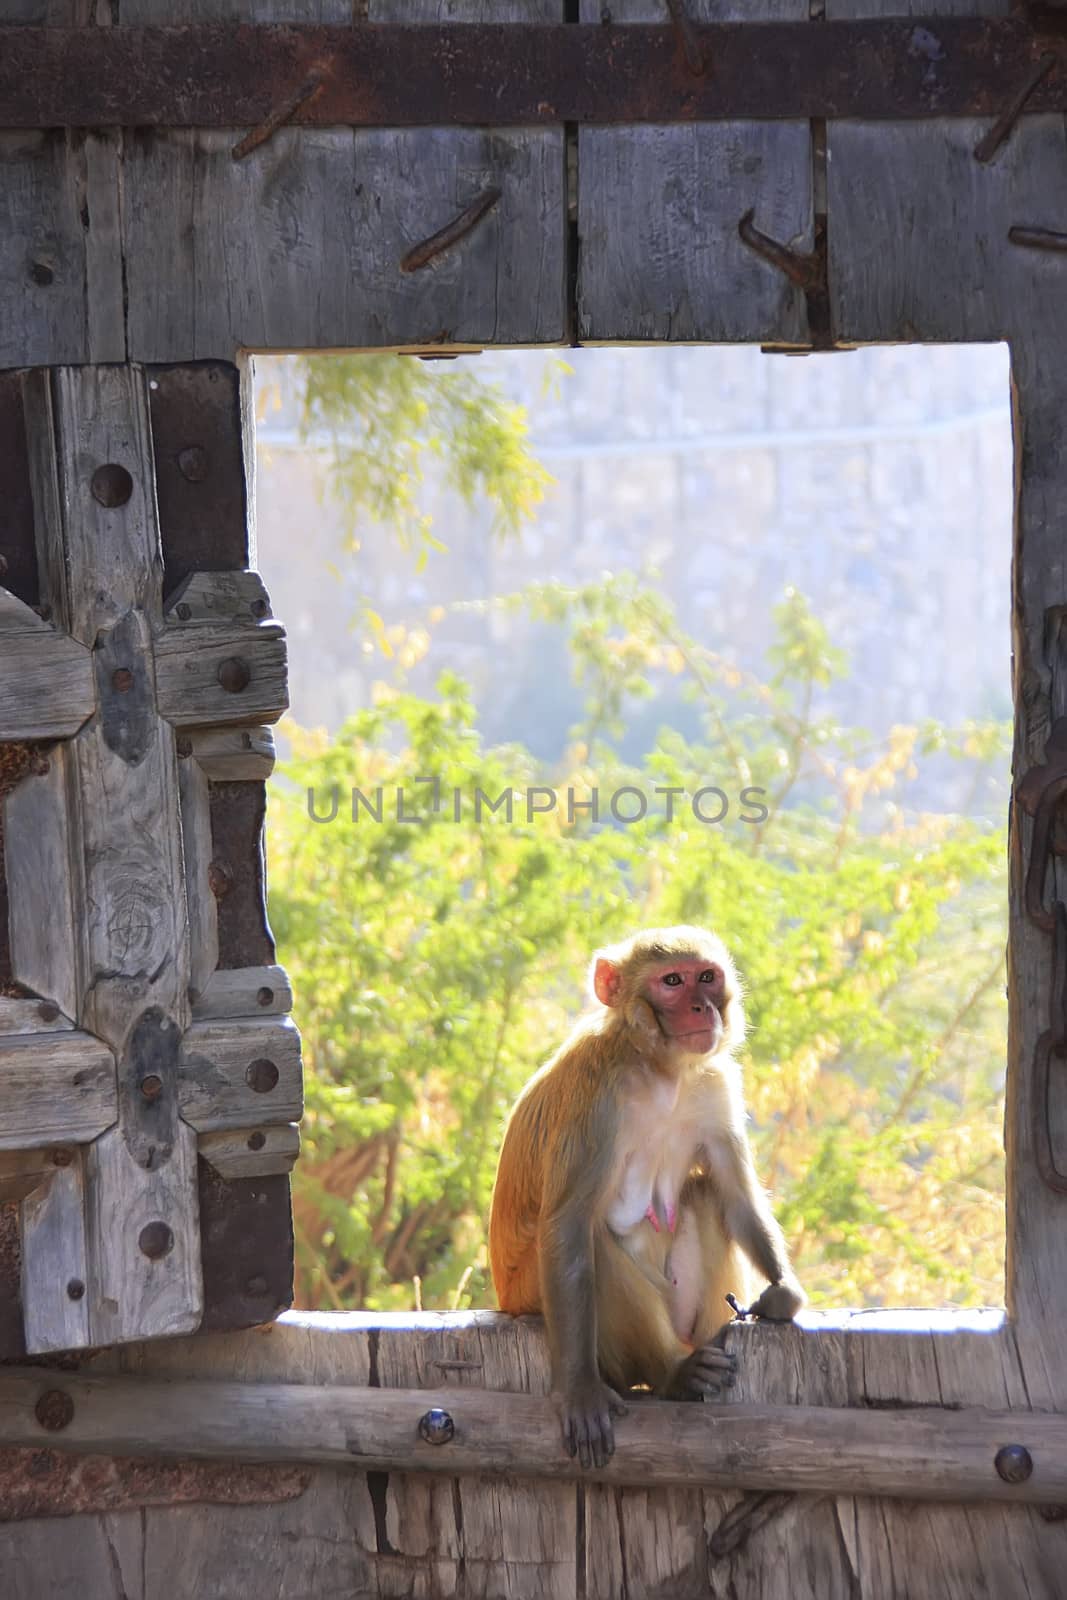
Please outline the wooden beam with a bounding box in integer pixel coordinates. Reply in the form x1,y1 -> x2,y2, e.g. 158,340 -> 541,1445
0,1370 -> 1064,1505
0,1032 -> 115,1152
0,631 -> 95,740
154,621 -> 288,728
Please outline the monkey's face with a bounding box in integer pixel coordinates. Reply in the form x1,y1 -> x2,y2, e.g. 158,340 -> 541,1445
641,958 -> 729,1055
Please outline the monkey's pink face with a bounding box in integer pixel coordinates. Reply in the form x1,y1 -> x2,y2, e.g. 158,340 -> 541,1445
643,958 -> 727,1053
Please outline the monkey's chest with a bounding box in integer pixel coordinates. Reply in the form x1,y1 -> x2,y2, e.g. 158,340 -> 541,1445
605,1081 -> 688,1235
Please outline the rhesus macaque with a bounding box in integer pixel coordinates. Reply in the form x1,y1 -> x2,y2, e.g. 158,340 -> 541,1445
489,925 -> 804,1469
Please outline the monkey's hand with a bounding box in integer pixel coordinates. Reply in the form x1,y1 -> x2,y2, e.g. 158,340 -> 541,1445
555,1379 -> 628,1470
663,1343 -> 737,1401
748,1278 -> 806,1321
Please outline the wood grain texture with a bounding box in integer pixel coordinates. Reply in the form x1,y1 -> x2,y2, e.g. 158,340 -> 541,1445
0,630 -> 94,739
2,1366 -> 1066,1504
179,1017 -> 303,1131
189,727 -> 277,781
3,750 -> 81,1021
0,1147 -> 60,1206
0,130 -> 124,370
191,964 -> 292,1020
0,997 -> 74,1035
199,1121 -> 300,1178
164,570 -> 273,627
84,1120 -> 203,1346
0,1030 -> 115,1151
577,0 -> 811,346
178,751 -> 220,1005
154,621 -> 288,728
20,1153 -> 90,1354
123,125 -> 567,360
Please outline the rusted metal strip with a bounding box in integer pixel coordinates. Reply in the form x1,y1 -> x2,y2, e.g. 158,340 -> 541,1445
664,0 -> 707,78
1010,224 -> 1067,254
2,21 -> 1067,127
0,1447 -> 309,1522
232,66 -> 327,160
973,50 -> 1058,163
400,189 -> 502,274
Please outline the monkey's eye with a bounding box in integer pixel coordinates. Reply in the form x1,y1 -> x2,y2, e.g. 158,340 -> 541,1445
662,973 -> 683,987
699,968 -> 719,984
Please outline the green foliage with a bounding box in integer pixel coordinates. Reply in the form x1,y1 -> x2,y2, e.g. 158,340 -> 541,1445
268,576 -> 1009,1313
297,354 -> 553,563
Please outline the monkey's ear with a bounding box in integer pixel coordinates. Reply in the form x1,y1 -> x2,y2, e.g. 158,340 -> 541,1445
592,957 -> 622,1007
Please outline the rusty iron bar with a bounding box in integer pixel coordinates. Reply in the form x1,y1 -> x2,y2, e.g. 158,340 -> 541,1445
664,0 -> 707,78
232,66 -> 327,160
7,20 -> 1067,127
1010,223 -> 1067,252
400,188 -> 502,274
737,210 -> 822,293
973,50 -> 1058,163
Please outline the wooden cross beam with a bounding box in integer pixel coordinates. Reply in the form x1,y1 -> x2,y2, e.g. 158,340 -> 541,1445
0,366 -> 300,1355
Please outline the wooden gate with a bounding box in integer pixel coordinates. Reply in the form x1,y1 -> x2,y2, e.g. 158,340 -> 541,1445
3,1 -> 1067,1596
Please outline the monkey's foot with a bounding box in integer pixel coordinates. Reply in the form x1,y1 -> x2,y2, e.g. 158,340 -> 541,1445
663,1344 -> 737,1401
555,1380 -> 629,1471
748,1279 -> 806,1321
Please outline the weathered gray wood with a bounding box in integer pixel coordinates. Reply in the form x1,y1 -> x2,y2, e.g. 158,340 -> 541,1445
577,0 -> 811,346
178,751 -> 220,1004
377,1314 -> 569,1600
0,131 -> 124,370
0,1030 -> 115,1150
179,1017 -> 303,1131
84,1121 -> 202,1346
3,750 -> 81,1021
154,621 -> 288,728
165,570 -> 273,626
0,586 -> 49,633
192,964 -> 292,1020
3,1366 -> 1067,1504
189,727 -> 277,781
0,629 -> 95,738
20,1151 -> 90,1354
199,1121 -> 300,1178
30,366 -> 204,1349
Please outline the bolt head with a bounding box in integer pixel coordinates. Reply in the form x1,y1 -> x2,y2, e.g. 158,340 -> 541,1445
208,859 -> 234,899
217,656 -> 251,694
90,463 -> 133,508
138,1221 -> 175,1261
247,1131 -> 266,1151
30,261 -> 54,286
66,1278 -> 85,1301
256,987 -> 275,1008
51,1148 -> 74,1169
37,1002 -> 60,1024
418,1408 -> 455,1446
995,1444 -> 1033,1484
177,445 -> 209,483
139,1074 -> 164,1102
112,667 -> 134,693
35,1390 -> 74,1432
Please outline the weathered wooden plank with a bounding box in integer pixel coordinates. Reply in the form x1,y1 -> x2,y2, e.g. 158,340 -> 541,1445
0,630 -> 94,739
33,366 -> 203,1348
0,131 -> 124,370
199,1121 -> 299,1179
377,1314 -> 569,1600
179,1017 -> 303,1131
0,588 -> 48,634
4,1368 -> 1067,1504
85,1121 -> 202,1347
178,751 -> 220,1004
154,621 -> 288,729
189,727 -> 277,781
577,0 -> 811,346
20,1152 -> 89,1354
3,749 -> 81,1020
165,570 -> 272,626
123,119 -> 565,358
192,964 -> 292,1020
0,1031 -> 115,1151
